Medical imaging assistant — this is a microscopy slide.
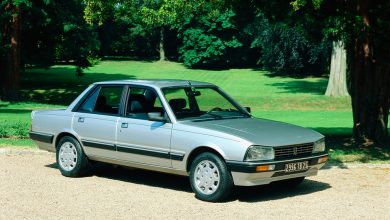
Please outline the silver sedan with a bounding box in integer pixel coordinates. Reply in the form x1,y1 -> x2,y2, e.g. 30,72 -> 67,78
30,80 -> 328,202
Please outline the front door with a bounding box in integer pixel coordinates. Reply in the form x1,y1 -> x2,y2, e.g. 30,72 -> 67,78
115,86 -> 172,167
72,85 -> 124,159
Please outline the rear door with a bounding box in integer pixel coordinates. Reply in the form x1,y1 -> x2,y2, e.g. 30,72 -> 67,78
115,86 -> 172,167
72,85 -> 125,159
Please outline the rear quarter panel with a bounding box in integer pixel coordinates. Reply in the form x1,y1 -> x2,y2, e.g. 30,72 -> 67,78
31,110 -> 74,151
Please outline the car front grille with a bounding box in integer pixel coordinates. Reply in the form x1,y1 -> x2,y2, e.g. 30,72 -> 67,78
274,143 -> 314,159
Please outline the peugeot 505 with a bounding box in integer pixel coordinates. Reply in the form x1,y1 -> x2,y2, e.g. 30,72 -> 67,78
30,80 -> 328,202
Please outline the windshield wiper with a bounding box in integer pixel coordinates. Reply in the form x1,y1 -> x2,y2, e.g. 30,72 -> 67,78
204,112 -> 223,119
191,112 -> 223,122
224,108 -> 250,117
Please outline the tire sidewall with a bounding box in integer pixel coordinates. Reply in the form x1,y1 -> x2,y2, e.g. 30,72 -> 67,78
56,136 -> 88,177
189,152 -> 233,202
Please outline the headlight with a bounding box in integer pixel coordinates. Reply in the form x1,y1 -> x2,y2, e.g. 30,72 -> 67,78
244,145 -> 274,161
313,138 -> 325,153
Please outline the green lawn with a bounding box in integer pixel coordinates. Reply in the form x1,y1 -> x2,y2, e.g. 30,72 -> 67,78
1,60 -> 388,163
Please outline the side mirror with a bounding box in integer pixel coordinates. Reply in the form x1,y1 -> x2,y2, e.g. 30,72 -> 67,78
244,107 -> 251,113
148,112 -> 167,123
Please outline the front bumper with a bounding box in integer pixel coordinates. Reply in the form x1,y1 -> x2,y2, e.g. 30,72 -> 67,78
226,153 -> 328,186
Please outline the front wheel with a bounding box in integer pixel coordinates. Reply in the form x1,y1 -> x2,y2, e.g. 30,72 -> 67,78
56,136 -> 90,177
189,152 -> 233,202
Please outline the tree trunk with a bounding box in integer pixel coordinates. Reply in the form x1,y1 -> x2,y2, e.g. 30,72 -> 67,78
0,3 -> 11,100
349,0 -> 390,145
325,40 -> 349,97
159,26 -> 166,61
1,3 -> 21,101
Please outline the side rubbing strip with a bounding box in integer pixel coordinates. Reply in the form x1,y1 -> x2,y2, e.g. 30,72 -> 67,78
82,140 -> 116,151
81,141 -> 185,161
117,145 -> 170,159
170,153 -> 185,161
29,132 -> 54,144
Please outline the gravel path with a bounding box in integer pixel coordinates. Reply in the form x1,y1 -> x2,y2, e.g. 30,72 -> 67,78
1,152 -> 389,219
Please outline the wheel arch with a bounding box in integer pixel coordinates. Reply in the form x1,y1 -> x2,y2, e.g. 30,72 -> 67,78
54,131 -> 82,149
186,146 -> 226,172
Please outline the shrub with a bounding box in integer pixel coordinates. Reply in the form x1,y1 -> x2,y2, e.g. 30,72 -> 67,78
0,120 -> 29,138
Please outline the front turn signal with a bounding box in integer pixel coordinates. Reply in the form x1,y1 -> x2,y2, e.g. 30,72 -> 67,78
318,156 -> 329,164
256,164 -> 275,172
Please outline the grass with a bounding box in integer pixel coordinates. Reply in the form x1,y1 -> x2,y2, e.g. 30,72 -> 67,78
0,60 -> 388,163
0,138 -> 37,148
326,136 -> 390,164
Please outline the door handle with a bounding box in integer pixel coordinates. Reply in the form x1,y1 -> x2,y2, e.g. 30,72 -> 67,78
78,117 -> 84,123
121,123 -> 128,128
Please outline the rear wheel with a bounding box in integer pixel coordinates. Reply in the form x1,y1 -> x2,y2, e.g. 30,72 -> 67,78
189,152 -> 233,202
56,136 -> 90,177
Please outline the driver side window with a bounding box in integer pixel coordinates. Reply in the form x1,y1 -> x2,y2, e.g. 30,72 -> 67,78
125,87 -> 165,120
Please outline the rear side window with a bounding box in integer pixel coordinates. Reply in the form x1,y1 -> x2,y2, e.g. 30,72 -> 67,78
79,86 -> 124,115
79,88 -> 99,113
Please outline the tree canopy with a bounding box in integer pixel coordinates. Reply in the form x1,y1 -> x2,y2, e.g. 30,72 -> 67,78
1,0 -> 390,145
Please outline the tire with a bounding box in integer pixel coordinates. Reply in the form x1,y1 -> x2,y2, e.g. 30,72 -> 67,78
56,136 -> 90,177
189,152 -> 233,202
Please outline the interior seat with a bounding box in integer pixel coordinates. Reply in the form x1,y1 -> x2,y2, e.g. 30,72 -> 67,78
128,94 -> 148,119
95,95 -> 112,113
169,98 -> 187,113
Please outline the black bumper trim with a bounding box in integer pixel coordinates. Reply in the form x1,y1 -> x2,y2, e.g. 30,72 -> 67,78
29,132 -> 54,144
226,153 -> 328,173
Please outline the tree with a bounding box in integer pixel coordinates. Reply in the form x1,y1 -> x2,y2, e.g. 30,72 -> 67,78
322,7 -> 349,96
0,0 -> 31,101
347,0 -> 390,144
1,0 -> 99,101
293,0 -> 390,144
246,0 -> 330,75
178,5 -> 243,68
85,0 -> 195,61
247,11 -> 329,74
325,40 -> 349,96
24,0 -> 99,72
140,0 -> 205,61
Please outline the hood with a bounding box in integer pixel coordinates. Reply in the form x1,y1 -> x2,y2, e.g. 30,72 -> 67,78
181,117 -> 323,146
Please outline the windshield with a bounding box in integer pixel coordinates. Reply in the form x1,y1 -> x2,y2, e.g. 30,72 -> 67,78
162,86 -> 249,121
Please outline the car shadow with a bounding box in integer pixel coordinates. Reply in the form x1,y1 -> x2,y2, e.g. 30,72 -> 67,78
45,162 -> 58,169
45,162 -> 192,192
92,163 -> 193,193
233,179 -> 331,203
321,161 -> 349,169
45,162 -> 331,201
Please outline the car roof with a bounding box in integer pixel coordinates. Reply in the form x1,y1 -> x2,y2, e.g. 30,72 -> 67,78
92,79 -> 215,89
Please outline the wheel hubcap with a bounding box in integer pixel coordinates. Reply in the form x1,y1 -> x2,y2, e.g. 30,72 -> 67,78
59,142 -> 78,171
194,160 -> 220,195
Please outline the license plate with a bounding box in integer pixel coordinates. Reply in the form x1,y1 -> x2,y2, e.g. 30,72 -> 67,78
285,161 -> 309,172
